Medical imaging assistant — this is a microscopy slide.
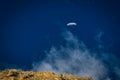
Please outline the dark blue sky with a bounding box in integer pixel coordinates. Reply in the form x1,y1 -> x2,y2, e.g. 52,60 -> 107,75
0,0 -> 120,71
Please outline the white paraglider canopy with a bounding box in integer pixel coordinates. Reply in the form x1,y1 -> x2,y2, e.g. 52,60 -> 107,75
67,22 -> 77,26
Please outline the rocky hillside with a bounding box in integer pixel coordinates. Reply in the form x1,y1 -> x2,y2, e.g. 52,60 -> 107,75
0,69 -> 93,80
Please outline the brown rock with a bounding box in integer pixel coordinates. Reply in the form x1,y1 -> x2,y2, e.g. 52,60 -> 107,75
0,69 -> 93,80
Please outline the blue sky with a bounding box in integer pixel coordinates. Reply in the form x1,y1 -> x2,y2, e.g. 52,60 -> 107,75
0,0 -> 120,79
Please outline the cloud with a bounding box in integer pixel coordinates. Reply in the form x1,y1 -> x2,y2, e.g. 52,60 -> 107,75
94,31 -> 104,43
94,31 -> 104,49
100,53 -> 120,79
114,67 -> 120,78
32,30 -> 108,80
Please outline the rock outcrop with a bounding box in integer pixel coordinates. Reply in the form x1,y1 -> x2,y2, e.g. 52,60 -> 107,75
0,69 -> 93,80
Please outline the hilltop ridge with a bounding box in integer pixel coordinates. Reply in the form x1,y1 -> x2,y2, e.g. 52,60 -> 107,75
0,69 -> 93,80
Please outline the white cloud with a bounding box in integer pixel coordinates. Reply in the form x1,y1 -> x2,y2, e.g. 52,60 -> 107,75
114,67 -> 120,78
32,30 -> 108,80
94,31 -> 104,43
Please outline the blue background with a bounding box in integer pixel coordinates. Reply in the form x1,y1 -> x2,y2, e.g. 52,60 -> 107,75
0,0 -> 120,74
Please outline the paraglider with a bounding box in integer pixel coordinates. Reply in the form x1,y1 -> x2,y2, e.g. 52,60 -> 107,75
67,22 -> 77,27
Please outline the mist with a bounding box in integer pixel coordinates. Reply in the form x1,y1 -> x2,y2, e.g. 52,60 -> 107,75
32,30 -> 119,80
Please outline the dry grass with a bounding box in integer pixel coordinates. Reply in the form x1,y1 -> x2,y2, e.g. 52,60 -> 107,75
0,69 -> 93,80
